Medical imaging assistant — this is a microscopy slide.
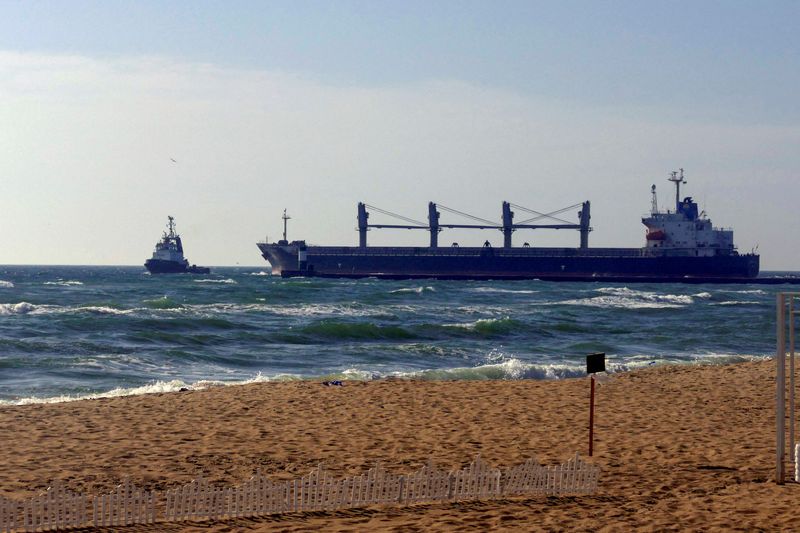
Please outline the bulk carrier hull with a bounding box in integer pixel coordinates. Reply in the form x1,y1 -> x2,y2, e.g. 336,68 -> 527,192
257,243 -> 760,282
258,171 -> 768,283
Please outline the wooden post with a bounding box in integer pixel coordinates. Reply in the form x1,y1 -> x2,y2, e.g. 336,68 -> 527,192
589,375 -> 596,457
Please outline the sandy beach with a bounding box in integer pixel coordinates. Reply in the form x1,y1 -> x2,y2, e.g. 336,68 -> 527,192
2,359 -> 799,531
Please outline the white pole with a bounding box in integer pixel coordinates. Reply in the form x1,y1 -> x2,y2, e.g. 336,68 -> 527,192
791,296 -> 796,474
796,442 -> 800,483
777,293 -> 786,484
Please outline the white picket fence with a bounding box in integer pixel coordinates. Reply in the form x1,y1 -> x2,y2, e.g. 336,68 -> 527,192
0,454 -> 598,531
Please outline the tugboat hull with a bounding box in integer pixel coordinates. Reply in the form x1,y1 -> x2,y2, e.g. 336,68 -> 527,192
145,259 -> 191,274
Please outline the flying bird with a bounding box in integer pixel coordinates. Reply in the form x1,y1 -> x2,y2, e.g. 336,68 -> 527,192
170,158 -> 177,163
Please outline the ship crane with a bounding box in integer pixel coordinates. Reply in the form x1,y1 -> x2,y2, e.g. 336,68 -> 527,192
357,201 -> 591,249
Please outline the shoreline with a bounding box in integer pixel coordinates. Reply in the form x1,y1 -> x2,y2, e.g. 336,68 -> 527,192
0,354 -> 770,407
3,358 -> 800,530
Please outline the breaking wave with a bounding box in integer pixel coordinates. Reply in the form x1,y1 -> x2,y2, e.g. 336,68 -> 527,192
389,286 -> 436,294
0,280 -> 14,288
469,287 -> 538,294
561,287 -> 694,309
194,278 -> 237,284
43,280 -> 83,286
0,302 -> 38,315
443,317 -> 523,336
143,296 -> 184,309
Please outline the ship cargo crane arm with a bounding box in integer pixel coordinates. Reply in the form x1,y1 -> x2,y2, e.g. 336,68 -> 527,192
511,202 -> 583,226
363,204 -> 427,228
436,204 -> 499,226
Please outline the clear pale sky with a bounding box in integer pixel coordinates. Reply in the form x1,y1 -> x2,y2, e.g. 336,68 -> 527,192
1,1 -> 798,268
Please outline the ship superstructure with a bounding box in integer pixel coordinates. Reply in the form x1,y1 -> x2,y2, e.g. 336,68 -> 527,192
145,216 -> 210,274
642,170 -> 734,256
257,171 -> 759,282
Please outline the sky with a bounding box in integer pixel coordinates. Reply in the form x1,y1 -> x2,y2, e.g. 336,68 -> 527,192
1,1 -> 798,268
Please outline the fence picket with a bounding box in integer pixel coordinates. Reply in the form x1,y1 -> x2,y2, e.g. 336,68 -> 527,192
0,453 -> 597,532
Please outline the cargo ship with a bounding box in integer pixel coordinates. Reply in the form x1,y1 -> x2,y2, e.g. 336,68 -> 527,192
145,216 -> 210,274
257,171 -> 761,282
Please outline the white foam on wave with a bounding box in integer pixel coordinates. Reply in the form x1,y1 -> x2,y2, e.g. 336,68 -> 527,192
196,302 -> 378,316
713,301 -> 761,306
256,303 -> 387,318
43,280 -> 84,286
76,306 -> 133,315
0,302 -> 133,316
0,379 -> 200,406
693,292 -> 712,299
389,286 -> 436,294
0,302 -> 35,315
0,373 -> 311,406
718,289 -> 767,295
194,278 -> 237,284
443,317 -> 512,330
0,302 -> 52,315
455,305 -> 512,316
693,352 -> 769,364
561,286 -> 693,309
0,280 -> 14,288
248,271 -> 271,276
469,287 -> 538,295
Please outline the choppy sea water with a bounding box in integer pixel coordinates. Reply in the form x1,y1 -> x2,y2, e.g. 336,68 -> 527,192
0,265 -> 793,405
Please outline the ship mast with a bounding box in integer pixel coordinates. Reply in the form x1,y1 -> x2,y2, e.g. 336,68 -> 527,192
667,168 -> 686,211
650,185 -> 658,214
282,209 -> 291,242
167,215 -> 176,238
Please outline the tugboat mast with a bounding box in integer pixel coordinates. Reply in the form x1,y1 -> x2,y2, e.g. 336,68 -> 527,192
167,215 -> 176,238
667,168 -> 686,210
282,209 -> 291,242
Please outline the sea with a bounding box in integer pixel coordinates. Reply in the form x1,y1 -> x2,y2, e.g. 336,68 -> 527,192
0,265 -> 793,405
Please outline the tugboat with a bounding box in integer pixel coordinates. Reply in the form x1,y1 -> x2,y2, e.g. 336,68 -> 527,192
144,216 -> 210,274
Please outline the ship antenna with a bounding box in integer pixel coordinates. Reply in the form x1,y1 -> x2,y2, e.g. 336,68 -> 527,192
667,169 -> 687,211
167,215 -> 176,238
282,209 -> 291,242
650,184 -> 658,214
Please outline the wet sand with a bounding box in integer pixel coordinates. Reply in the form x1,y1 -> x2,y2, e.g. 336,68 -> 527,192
2,359 -> 799,531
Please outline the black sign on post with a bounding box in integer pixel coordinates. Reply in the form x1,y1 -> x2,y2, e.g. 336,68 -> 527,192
586,352 -> 606,374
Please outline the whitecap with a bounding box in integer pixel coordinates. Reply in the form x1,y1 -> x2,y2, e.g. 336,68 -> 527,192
76,306 -> 133,315
559,296 -> 687,309
561,286 -> 694,309
0,302 -> 37,315
0,280 -> 14,288
389,286 -> 436,294
718,289 -> 767,295
194,278 -> 237,284
470,287 -> 538,294
43,280 -> 83,286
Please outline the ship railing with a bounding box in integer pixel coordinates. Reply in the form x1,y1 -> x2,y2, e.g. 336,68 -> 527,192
307,246 -> 654,258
